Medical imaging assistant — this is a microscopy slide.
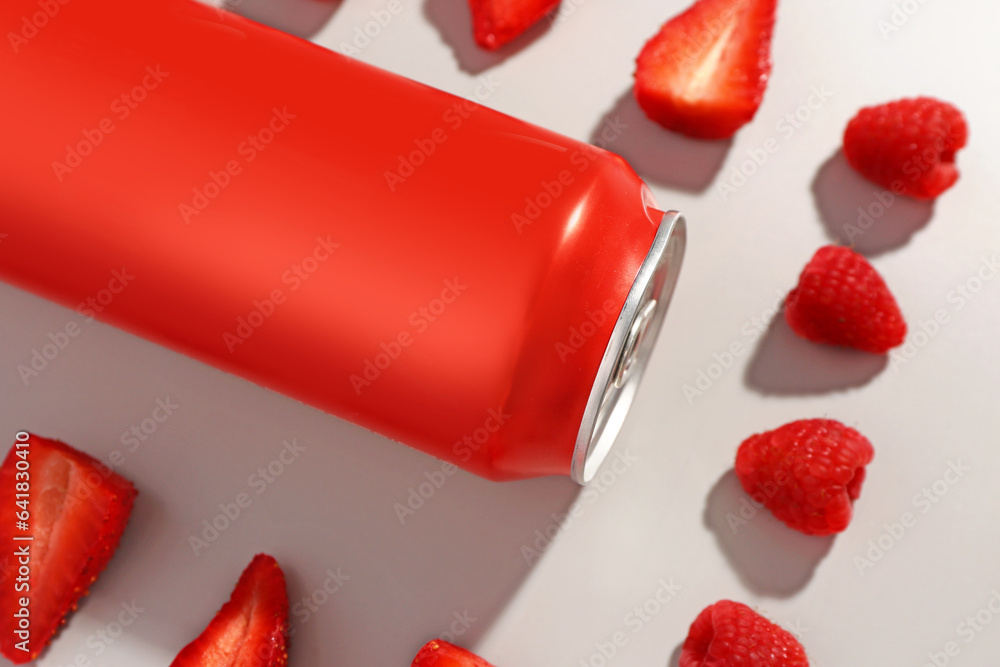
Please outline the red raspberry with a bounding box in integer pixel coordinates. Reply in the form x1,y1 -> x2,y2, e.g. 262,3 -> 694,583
843,96 -> 968,199
784,245 -> 906,353
680,600 -> 809,667
735,418 -> 874,536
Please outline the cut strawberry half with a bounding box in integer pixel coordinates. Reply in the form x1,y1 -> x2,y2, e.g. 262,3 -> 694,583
469,0 -> 561,50
0,433 -> 137,663
171,554 -> 289,667
634,0 -> 778,139
412,640 -> 496,666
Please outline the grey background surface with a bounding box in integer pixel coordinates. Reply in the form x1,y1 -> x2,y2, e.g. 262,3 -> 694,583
4,0 -> 999,665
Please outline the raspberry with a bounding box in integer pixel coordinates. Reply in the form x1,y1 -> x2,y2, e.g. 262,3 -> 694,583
680,600 -> 809,667
784,245 -> 906,353
735,418 -> 874,536
843,96 -> 968,199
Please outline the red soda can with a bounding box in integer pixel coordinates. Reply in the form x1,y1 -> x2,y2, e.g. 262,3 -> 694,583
0,0 -> 685,482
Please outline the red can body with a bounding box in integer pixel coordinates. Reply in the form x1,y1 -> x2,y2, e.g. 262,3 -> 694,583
0,0 -> 684,481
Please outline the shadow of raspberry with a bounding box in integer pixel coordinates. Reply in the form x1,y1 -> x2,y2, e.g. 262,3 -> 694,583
668,642 -> 682,667
423,0 -> 553,75
222,0 -> 342,39
590,90 -> 733,194
812,151 -> 935,257
704,470 -> 835,598
744,313 -> 888,396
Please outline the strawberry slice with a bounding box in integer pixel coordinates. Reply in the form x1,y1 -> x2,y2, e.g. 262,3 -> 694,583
0,433 -> 137,663
634,0 -> 778,139
469,0 -> 561,50
171,554 -> 289,667
412,640 -> 496,666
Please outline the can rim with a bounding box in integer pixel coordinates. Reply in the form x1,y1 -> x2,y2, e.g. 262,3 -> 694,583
570,210 -> 686,484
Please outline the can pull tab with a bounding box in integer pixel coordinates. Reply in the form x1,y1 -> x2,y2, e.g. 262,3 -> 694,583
611,299 -> 656,389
